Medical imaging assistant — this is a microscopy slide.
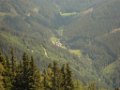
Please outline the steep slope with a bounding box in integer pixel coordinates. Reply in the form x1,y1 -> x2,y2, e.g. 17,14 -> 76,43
62,0 -> 120,62
0,0 -> 119,89
0,0 -> 106,86
60,0 -> 120,88
51,0 -> 106,12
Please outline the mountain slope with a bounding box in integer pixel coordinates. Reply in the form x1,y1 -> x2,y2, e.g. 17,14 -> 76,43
0,0 -> 120,89
60,0 -> 120,88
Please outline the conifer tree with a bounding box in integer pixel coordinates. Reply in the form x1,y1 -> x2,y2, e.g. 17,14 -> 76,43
10,49 -> 17,90
65,64 -> 74,90
43,70 -> 47,90
0,50 -> 78,90
14,53 -> 44,90
0,63 -> 5,90
22,52 -> 30,90
115,88 -> 119,90
61,64 -> 66,90
88,82 -> 96,90
0,50 -> 5,66
13,60 -> 23,90
5,56 -> 10,69
52,61 -> 58,90
29,56 -> 44,90
48,64 -> 54,90
0,51 -> 5,90
29,56 -> 35,90
11,49 -> 16,75
51,61 -> 62,90
45,63 -> 54,90
4,56 -> 13,90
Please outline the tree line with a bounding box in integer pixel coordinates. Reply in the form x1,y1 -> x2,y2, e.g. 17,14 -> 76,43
0,49 -> 74,90
0,49 -> 118,90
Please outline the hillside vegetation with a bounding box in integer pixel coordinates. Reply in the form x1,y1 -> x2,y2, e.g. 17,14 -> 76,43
0,0 -> 120,89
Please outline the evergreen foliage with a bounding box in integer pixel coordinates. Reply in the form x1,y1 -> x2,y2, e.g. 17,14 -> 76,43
0,50 -> 113,90
0,50 -> 5,90
0,50 -> 75,90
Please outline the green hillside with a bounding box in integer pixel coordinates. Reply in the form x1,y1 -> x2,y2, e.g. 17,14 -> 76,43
0,0 -> 119,89
61,0 -> 120,88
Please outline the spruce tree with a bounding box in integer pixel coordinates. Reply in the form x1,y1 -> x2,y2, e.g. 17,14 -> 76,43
13,60 -> 23,90
0,50 -> 76,90
0,51 -> 5,90
29,56 -> 35,90
115,88 -> 119,90
45,63 -> 54,90
10,49 -> 17,90
4,56 -> 13,90
61,64 -> 66,90
14,53 -> 44,90
65,64 -> 74,90
10,49 -> 16,75
22,52 -> 30,90
51,61 -> 62,90
88,82 -> 96,90
43,70 -> 47,90
0,63 -> 5,90
52,61 -> 58,90
29,56 -> 44,90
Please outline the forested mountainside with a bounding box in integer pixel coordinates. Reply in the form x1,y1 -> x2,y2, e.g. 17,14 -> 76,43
0,0 -> 120,90
1,49 -> 111,90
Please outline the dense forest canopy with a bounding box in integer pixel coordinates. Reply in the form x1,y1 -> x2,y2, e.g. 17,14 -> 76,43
0,49 -> 105,90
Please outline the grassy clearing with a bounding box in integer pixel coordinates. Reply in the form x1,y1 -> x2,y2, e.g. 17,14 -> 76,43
69,49 -> 82,57
0,12 -> 11,16
60,11 -> 78,16
102,62 -> 116,75
50,36 -> 59,44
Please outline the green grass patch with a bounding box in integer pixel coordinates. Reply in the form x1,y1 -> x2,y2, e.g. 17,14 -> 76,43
50,36 -> 59,44
60,11 -> 78,16
102,62 -> 116,75
0,12 -> 17,17
69,49 -> 82,56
